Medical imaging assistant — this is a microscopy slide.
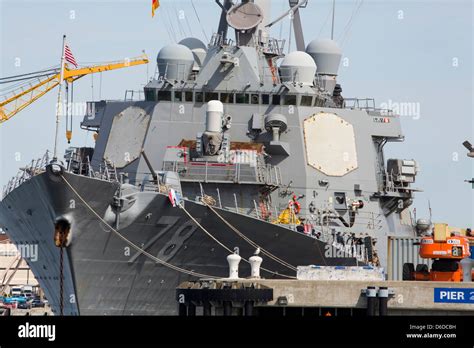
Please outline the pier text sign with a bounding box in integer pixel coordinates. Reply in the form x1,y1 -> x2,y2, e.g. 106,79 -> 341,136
434,288 -> 474,304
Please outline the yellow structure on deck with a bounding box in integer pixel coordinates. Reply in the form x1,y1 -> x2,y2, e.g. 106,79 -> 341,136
0,55 -> 149,124
274,208 -> 301,225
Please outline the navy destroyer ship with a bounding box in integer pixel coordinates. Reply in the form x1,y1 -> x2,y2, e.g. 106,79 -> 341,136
0,0 -> 420,315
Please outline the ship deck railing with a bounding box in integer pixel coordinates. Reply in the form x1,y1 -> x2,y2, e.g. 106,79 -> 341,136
379,172 -> 417,195
154,61 -> 285,87
124,90 -> 144,102
344,98 -> 394,116
217,201 -> 371,263
2,151 -> 51,199
162,160 -> 282,187
137,178 -> 375,264
64,150 -> 120,183
209,32 -> 286,57
194,186 -> 382,242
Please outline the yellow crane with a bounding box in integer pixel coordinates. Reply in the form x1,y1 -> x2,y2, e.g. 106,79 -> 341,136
0,55 -> 149,125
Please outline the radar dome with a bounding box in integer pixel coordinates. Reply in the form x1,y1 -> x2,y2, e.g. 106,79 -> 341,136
416,219 -> 432,235
280,51 -> 317,86
306,39 -> 342,76
156,44 -> 194,81
179,37 -> 207,51
179,37 -> 208,70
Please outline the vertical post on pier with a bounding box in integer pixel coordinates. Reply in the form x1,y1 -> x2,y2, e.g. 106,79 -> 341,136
378,286 -> 389,316
366,286 -> 377,316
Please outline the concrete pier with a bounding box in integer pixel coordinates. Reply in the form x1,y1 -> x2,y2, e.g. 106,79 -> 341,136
177,279 -> 474,316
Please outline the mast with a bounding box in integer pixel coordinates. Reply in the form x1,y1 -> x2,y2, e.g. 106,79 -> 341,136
52,35 -> 66,162
216,0 -> 233,43
266,0 -> 308,51
291,0 -> 306,51
255,0 -> 271,29
331,0 -> 336,40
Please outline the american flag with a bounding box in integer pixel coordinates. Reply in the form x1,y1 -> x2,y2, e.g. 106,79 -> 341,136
64,44 -> 78,68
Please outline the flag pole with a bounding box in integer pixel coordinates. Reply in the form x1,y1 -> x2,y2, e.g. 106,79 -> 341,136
52,34 -> 66,162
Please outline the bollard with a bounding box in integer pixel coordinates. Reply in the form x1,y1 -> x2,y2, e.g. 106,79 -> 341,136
249,254 -> 263,278
460,258 -> 473,282
227,250 -> 242,279
378,286 -> 389,316
366,286 -> 377,316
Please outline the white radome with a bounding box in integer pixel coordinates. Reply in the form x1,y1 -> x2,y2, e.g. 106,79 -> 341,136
280,51 -> 317,86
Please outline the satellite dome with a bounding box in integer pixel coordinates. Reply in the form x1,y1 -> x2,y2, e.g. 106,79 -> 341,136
416,219 -> 432,234
178,38 -> 208,71
280,51 -> 317,86
156,44 -> 194,81
306,39 -> 342,76
179,37 -> 207,51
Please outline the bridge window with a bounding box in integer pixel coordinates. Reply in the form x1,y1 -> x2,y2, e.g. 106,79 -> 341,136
195,92 -> 204,103
236,93 -> 249,104
205,92 -> 218,102
220,93 -> 234,104
185,91 -> 193,102
145,89 -> 156,101
173,91 -> 183,102
283,95 -> 297,106
262,94 -> 270,105
272,94 -> 281,105
301,95 -> 313,106
314,96 -> 325,107
158,90 -> 171,101
251,94 -> 260,105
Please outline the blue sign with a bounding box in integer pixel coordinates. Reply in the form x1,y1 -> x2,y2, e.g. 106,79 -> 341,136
434,288 -> 474,304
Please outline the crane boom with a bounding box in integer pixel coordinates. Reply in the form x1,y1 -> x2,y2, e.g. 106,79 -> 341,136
0,74 -> 60,122
0,55 -> 149,124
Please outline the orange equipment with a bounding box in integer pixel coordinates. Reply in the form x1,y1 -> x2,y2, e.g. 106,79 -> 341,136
403,223 -> 473,282
419,236 -> 470,259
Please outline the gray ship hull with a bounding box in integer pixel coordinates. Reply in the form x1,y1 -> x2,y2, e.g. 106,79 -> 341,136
0,167 -> 357,315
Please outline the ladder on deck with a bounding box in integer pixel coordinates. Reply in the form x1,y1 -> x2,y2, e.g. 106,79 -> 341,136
104,160 -> 118,182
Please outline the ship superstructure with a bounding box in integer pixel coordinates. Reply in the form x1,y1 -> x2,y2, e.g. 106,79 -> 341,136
0,0 -> 420,315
